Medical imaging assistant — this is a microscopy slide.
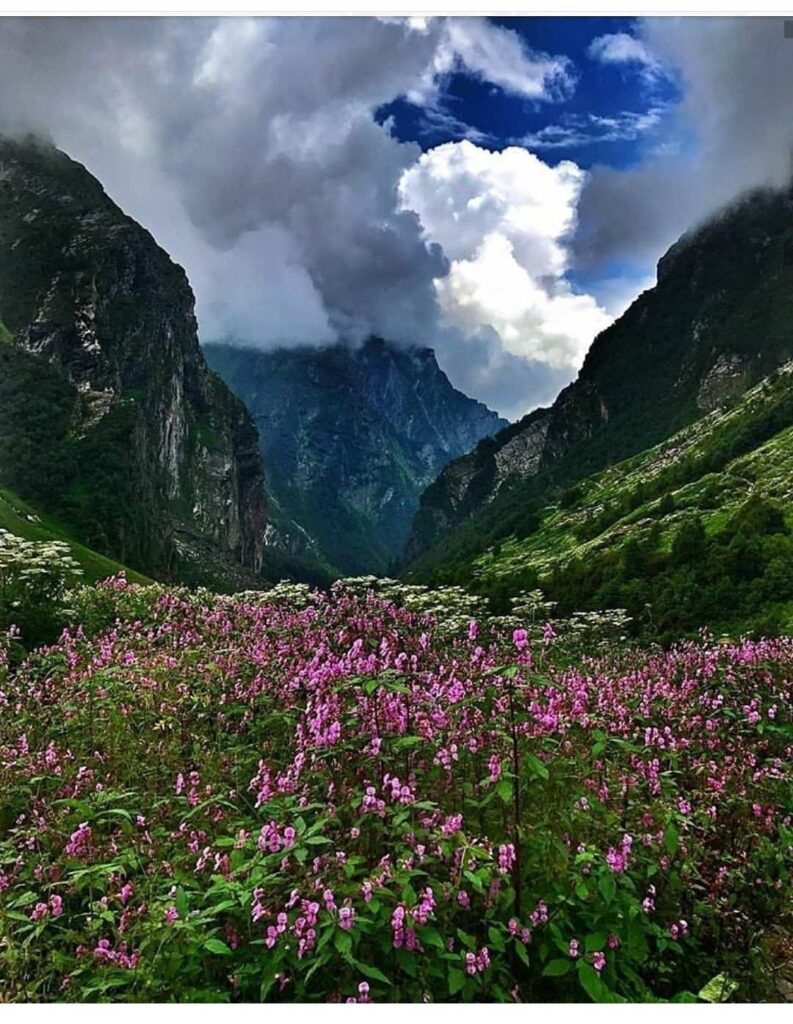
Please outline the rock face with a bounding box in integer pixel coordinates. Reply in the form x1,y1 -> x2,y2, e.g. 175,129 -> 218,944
0,135 -> 267,584
204,338 -> 506,576
406,184 -> 793,568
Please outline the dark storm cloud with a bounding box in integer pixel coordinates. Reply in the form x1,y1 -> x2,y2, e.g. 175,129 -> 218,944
0,15 -> 581,417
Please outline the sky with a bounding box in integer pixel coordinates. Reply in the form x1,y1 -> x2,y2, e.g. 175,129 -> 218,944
0,16 -> 792,419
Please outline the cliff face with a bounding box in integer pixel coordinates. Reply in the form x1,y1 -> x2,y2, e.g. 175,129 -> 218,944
406,184 -> 793,569
204,338 -> 506,577
0,136 -> 267,584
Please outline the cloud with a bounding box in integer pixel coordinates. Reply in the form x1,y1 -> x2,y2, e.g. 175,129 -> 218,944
574,17 -> 793,274
399,140 -> 612,376
519,107 -> 666,150
413,105 -> 496,146
0,13 -> 586,420
587,31 -> 666,83
434,18 -> 576,102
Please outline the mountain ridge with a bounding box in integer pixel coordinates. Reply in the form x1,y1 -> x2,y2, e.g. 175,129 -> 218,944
0,135 -> 268,587
405,182 -> 793,575
204,337 -> 507,577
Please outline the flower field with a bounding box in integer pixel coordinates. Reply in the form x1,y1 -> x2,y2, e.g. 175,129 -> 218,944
0,577 -> 790,1003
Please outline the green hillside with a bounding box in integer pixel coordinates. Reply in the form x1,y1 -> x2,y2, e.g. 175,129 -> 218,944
0,487 -> 150,585
425,364 -> 793,640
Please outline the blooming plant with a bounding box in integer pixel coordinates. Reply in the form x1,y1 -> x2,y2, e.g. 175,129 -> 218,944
0,577 -> 790,1002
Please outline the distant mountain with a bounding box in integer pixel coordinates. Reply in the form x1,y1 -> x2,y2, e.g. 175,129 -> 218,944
405,183 -> 793,576
0,136 -> 268,587
204,338 -> 507,577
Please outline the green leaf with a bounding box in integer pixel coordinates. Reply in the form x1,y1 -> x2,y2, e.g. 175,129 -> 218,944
698,974 -> 738,1003
304,835 -> 333,845
416,926 -> 445,950
664,823 -> 679,857
514,941 -> 530,967
175,887 -> 189,919
525,753 -> 549,780
578,961 -> 607,1002
354,962 -> 392,986
543,958 -> 572,977
448,968 -> 467,996
585,931 -> 608,953
204,938 -> 232,956
598,873 -> 616,904
496,778 -> 514,804
334,929 -> 353,956
395,735 -> 423,750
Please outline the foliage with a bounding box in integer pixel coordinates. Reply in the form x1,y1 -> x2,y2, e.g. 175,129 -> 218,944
408,181 -> 793,578
415,367 -> 793,641
0,578 -> 789,1002
0,529 -> 83,650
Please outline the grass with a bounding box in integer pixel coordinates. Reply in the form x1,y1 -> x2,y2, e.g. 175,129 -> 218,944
471,365 -> 793,632
0,487 -> 151,585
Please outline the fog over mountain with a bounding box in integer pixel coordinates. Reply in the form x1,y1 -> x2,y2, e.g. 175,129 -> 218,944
1,16 -> 791,419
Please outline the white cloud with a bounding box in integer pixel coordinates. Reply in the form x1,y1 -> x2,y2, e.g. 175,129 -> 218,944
520,107 -> 667,149
587,31 -> 666,83
443,18 -> 575,101
575,17 -> 793,274
399,141 -> 612,372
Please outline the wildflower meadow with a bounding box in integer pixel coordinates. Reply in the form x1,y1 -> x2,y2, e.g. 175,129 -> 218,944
0,576 -> 790,1002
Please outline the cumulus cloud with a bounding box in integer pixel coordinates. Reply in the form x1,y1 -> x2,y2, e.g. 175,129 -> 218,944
0,15 -> 590,417
399,141 -> 612,373
575,17 -> 793,274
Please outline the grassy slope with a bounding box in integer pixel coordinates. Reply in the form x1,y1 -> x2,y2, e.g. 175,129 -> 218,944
0,487 -> 150,585
471,365 -> 793,631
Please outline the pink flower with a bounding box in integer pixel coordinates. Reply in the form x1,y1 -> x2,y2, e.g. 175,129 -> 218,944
164,905 -> 179,926
31,902 -> 49,921
569,938 -> 580,958
513,628 -> 529,650
64,822 -> 92,859
498,843 -> 516,874
593,951 -> 606,972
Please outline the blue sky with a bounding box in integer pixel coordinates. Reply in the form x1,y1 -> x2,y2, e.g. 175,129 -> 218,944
376,16 -> 688,333
379,17 -> 682,171
3,16 -> 789,418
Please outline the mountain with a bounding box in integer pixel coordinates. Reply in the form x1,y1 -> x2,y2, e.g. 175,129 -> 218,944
470,362 -> 793,639
0,486 -> 151,585
0,135 -> 268,587
204,338 -> 507,577
405,183 -> 793,575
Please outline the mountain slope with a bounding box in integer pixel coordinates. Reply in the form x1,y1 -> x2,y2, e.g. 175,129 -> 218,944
0,487 -> 151,584
204,338 -> 506,576
440,363 -> 793,639
0,135 -> 268,587
406,184 -> 793,572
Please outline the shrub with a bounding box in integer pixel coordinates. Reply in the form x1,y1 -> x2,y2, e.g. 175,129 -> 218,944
0,529 -> 83,650
0,581 -> 789,1002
